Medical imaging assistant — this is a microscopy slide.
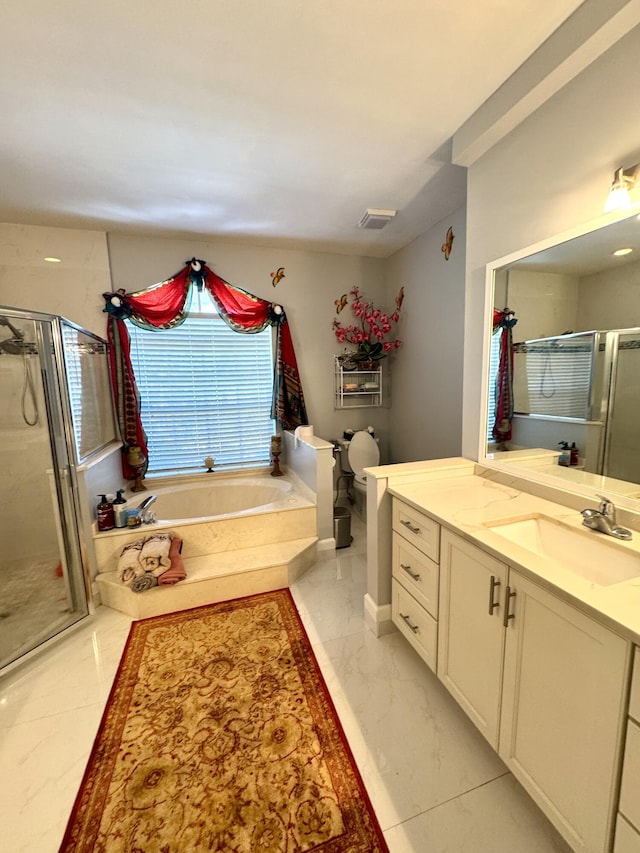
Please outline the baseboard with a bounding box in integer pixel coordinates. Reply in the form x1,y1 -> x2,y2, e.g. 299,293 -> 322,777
364,593 -> 395,637
317,537 -> 336,559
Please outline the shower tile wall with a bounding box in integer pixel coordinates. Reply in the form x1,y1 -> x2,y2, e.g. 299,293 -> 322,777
0,323 -> 56,563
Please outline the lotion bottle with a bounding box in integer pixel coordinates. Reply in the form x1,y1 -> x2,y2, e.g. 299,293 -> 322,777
570,442 -> 579,466
112,489 -> 128,528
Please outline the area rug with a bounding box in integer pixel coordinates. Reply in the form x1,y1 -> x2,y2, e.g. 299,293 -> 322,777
59,589 -> 388,852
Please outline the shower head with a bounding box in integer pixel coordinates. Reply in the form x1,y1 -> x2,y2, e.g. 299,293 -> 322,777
0,316 -> 24,340
0,339 -> 26,355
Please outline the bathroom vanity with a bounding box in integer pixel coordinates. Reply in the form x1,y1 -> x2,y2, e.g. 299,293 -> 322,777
368,458 -> 640,853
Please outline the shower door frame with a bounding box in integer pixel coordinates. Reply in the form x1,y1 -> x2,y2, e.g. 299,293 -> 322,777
601,327 -> 640,483
0,307 -> 93,675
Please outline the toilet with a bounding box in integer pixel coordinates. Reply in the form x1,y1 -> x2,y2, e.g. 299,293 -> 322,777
336,431 -> 380,516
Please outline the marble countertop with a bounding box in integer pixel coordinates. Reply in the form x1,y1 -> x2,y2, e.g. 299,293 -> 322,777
387,468 -> 640,645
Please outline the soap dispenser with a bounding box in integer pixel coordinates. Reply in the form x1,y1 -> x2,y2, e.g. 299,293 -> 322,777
96,494 -> 115,531
570,442 -> 579,466
558,442 -> 570,467
112,489 -> 128,528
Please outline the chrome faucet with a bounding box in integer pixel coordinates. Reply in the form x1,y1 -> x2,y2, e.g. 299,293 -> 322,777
137,495 -> 157,524
580,495 -> 632,540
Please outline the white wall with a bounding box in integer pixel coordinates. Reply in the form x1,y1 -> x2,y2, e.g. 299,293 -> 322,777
461,23 -> 640,460
578,258 -> 640,331
0,223 -> 111,335
507,270 -> 580,341
385,205 -> 466,462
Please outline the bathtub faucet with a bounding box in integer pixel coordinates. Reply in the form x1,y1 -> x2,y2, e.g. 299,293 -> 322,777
136,495 -> 157,524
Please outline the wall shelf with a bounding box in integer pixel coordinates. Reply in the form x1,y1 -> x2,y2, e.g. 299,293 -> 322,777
334,356 -> 382,408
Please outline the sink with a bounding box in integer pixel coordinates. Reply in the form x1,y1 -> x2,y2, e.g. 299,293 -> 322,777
484,515 -> 640,586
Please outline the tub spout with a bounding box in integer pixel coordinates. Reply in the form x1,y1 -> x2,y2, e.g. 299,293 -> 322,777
137,495 -> 157,524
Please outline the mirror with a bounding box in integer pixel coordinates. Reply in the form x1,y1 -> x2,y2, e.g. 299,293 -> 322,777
483,210 -> 640,504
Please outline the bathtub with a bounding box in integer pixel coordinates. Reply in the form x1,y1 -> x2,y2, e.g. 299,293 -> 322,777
93,472 -> 317,582
144,475 -> 304,523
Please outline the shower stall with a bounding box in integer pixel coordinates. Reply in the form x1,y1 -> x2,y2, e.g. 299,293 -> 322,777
0,307 -> 116,673
511,328 -> 640,485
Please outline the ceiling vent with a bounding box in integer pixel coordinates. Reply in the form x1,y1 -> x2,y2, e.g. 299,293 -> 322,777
358,208 -> 397,230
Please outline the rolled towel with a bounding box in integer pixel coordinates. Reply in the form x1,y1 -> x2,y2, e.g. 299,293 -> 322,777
139,533 -> 173,572
158,537 -> 187,586
147,555 -> 172,577
117,539 -> 146,585
130,574 -> 158,594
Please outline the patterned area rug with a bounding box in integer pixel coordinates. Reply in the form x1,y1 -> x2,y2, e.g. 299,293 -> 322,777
60,590 -> 388,852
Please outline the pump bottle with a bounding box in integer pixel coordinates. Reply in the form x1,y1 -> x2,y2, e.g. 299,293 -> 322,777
558,442 -> 570,467
112,489 -> 128,528
96,494 -> 115,531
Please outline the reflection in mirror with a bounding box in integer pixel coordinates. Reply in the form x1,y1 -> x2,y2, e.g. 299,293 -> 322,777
485,211 -> 640,503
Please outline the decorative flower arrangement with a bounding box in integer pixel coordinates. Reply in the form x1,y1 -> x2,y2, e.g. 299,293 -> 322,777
332,286 -> 404,364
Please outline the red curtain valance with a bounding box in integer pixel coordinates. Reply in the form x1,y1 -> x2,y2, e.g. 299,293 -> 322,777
104,259 -> 308,478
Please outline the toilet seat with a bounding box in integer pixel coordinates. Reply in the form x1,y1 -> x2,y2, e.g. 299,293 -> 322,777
347,431 -> 380,487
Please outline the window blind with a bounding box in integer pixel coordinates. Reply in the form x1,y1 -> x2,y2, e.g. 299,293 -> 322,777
127,314 -> 274,474
487,330 -> 501,440
516,335 -> 593,419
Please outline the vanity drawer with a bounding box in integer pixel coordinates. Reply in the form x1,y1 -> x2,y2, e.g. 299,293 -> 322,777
619,719 -> 640,832
629,647 -> 640,723
392,579 -> 437,672
392,498 -> 440,562
392,534 -> 439,619
614,815 -> 640,853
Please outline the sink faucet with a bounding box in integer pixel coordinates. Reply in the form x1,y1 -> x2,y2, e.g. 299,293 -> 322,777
136,495 -> 157,524
580,495 -> 632,540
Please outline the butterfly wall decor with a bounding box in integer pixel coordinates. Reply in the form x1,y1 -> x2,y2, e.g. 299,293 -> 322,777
441,226 -> 454,260
270,266 -> 286,287
334,293 -> 348,313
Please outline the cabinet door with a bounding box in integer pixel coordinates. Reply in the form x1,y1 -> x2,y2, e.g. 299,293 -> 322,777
500,570 -> 629,853
438,530 -> 508,748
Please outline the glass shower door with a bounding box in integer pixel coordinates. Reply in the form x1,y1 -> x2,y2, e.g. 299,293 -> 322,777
0,311 -> 88,671
603,330 -> 640,485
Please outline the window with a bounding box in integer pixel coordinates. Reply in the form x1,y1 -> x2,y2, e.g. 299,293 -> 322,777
514,334 -> 594,419
487,328 -> 501,441
126,290 -> 274,475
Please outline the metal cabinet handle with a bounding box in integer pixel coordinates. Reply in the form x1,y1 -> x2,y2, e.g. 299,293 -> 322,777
399,612 -> 419,633
488,574 -> 501,615
401,563 -> 421,581
400,519 -> 420,534
503,585 -> 517,627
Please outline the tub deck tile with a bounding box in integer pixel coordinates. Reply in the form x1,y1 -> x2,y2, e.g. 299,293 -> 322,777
96,537 -> 318,619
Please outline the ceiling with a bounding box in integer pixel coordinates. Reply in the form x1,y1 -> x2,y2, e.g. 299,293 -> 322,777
1,0 -> 585,258
509,212 -> 640,277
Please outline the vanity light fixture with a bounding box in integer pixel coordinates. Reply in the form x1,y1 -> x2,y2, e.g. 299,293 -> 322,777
604,164 -> 640,212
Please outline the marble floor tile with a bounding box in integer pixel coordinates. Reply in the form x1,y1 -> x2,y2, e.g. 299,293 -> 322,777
310,628 -> 507,830
0,606 -> 132,730
1,513 -> 571,853
383,773 -> 573,853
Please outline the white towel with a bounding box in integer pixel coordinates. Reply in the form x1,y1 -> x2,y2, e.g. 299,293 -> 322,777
117,539 -> 146,585
139,533 -> 173,572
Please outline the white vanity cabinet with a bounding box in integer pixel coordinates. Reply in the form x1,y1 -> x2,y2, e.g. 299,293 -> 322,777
438,529 -> 508,746
391,498 -> 440,671
614,647 -> 640,853
437,529 -> 630,853
500,569 -> 628,853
